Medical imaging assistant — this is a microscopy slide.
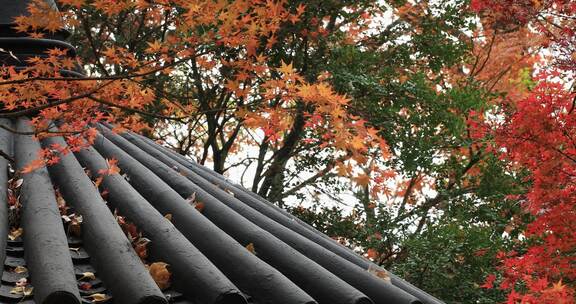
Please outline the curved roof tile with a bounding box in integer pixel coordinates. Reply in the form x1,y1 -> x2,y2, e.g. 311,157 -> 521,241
0,119 -> 444,304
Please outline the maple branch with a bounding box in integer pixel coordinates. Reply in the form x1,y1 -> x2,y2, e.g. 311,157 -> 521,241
0,54 -> 203,86
0,80 -> 115,118
394,186 -> 478,224
568,95 -> 576,114
86,96 -> 188,122
394,150 -> 482,223
0,122 -> 87,136
471,32 -> 496,78
516,134 -> 576,165
78,11 -> 110,77
309,182 -> 349,207
396,175 -> 419,218
280,153 -> 352,199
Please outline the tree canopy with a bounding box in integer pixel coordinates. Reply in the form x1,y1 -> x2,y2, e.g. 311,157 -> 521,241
2,0 -> 576,303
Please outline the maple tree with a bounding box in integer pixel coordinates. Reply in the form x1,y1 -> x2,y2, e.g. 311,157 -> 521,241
3,0 -> 394,205
469,1 -> 576,303
3,0 -> 576,303
493,80 -> 576,303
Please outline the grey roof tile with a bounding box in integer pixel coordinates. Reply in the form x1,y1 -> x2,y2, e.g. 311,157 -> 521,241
0,118 -> 444,304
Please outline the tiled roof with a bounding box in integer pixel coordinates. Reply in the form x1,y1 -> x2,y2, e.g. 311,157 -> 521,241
0,119 -> 445,304
0,2 -> 445,303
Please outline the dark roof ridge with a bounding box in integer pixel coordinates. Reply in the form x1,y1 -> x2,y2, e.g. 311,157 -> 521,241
42,133 -> 168,304
96,124 -> 372,304
0,119 -> 446,304
125,127 -> 446,304
14,118 -> 81,304
90,128 -> 317,304
74,145 -> 248,304
109,125 -> 422,304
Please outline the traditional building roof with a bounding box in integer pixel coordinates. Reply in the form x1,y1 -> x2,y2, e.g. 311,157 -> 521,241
0,2 -> 446,304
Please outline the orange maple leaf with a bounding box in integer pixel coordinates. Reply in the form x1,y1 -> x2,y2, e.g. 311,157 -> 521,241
278,60 -> 294,76
354,173 -> 371,186
21,158 -> 45,174
98,158 -> 120,176
149,262 -> 171,290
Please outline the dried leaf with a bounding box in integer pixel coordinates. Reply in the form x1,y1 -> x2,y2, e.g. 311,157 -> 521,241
13,266 -> 27,274
225,189 -> 235,197
134,238 -> 150,261
245,243 -> 256,254
14,179 -> 23,188
16,278 -> 27,287
86,293 -> 109,302
11,278 -> 32,297
98,158 -> 120,176
68,214 -> 83,237
79,282 -> 92,290
149,262 -> 171,290
193,201 -> 205,213
10,286 -> 33,297
124,223 -> 139,240
164,214 -> 172,222
367,264 -> 390,282
186,192 -> 196,203
80,272 -> 96,281
8,228 -> 23,241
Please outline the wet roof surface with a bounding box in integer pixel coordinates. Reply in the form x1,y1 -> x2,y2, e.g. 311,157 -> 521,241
0,119 -> 444,304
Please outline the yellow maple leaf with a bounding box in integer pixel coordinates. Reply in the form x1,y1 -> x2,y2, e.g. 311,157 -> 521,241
146,40 -> 163,54
354,173 -> 371,186
350,136 -> 365,150
278,60 -> 294,76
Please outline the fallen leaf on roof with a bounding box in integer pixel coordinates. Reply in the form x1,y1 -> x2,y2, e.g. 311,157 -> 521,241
16,278 -> 27,287
67,214 -> 83,237
79,282 -> 92,290
11,278 -> 33,297
193,201 -> 205,212
134,238 -> 150,261
79,272 -> 96,281
13,266 -> 27,274
86,293 -> 109,302
246,243 -> 256,254
149,262 -> 171,290
8,227 -> 23,241
10,286 -> 33,297
367,264 -> 390,282
98,158 -> 120,176
186,192 -> 196,203
164,214 -> 172,222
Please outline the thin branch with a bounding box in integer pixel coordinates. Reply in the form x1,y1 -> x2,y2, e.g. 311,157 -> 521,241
0,81 -> 115,118
0,149 -> 14,164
